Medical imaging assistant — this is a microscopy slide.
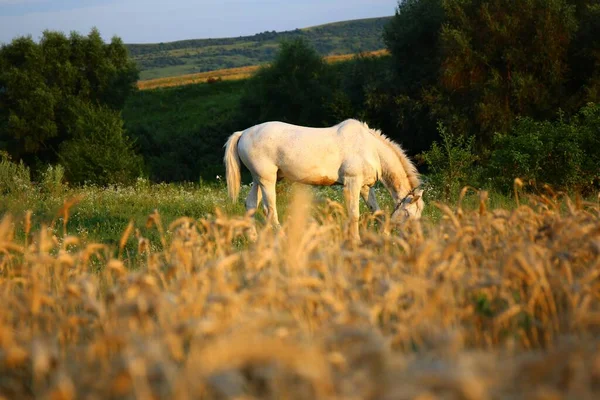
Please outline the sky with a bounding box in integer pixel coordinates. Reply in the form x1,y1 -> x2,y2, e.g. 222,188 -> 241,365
0,0 -> 398,44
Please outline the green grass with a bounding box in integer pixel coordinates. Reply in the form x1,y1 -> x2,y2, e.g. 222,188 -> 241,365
0,176 -> 521,266
1,180 -> 247,264
127,17 -> 392,80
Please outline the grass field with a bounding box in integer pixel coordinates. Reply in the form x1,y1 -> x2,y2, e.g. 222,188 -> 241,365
1,180 -> 600,398
137,50 -> 389,90
0,178 -> 427,255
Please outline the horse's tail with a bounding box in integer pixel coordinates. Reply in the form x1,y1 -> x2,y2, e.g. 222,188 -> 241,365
223,130 -> 244,202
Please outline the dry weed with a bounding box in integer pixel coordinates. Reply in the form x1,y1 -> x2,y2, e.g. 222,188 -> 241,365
0,188 -> 600,399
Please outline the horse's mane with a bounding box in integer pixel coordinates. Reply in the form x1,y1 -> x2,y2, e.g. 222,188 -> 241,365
357,120 -> 421,190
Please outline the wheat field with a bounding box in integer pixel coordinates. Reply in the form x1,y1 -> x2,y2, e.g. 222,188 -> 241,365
137,50 -> 389,91
1,184 -> 600,399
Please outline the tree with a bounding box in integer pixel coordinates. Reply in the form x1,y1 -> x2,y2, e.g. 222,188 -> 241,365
380,0 -> 446,156
57,103 -> 143,186
437,0 -> 578,147
238,38 -> 337,127
0,28 -> 139,169
383,0 -> 445,95
382,0 -> 599,161
565,0 -> 600,108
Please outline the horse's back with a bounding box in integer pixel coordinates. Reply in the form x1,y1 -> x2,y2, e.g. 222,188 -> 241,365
238,121 -> 340,157
237,120 -> 375,183
239,119 -> 370,152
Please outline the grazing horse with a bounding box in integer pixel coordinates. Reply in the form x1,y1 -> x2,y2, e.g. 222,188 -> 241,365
223,119 -> 424,241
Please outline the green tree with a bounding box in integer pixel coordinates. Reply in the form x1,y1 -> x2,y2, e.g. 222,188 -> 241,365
381,0 -> 446,156
487,103 -> 600,193
0,28 -> 139,169
565,0 -> 600,108
437,0 -> 578,147
57,103 -> 143,186
239,38 -> 336,127
419,122 -> 478,201
327,53 -> 394,123
383,0 -> 445,95
382,0 -> 599,165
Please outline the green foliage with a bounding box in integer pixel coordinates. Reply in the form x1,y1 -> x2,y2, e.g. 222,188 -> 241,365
487,103 -> 600,193
328,53 -> 393,121
419,122 -> 479,201
437,0 -> 578,147
566,0 -> 600,107
0,151 -> 32,195
239,38 -> 337,127
40,164 -> 66,197
379,0 -> 600,175
384,0 -> 444,93
123,80 -> 245,183
57,103 -> 143,186
0,28 -> 139,169
380,0 -> 446,155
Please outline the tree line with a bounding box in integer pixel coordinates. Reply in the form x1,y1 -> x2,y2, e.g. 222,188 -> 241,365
235,0 -> 599,196
0,28 -> 142,186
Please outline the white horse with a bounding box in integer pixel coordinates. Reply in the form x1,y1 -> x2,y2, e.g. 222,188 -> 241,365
223,119 -> 424,241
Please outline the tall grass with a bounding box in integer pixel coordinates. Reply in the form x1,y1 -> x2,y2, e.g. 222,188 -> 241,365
1,182 -> 600,398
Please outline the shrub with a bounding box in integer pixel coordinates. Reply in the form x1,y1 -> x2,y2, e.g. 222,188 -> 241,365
418,122 -> 479,201
58,103 -> 144,186
487,103 -> 600,193
0,150 -> 32,195
40,164 -> 66,196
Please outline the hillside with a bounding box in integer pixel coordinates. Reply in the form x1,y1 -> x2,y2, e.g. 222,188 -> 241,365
126,16 -> 392,80
136,50 -> 389,90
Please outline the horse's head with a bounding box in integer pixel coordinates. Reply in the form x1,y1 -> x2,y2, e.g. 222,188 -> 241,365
392,187 -> 424,221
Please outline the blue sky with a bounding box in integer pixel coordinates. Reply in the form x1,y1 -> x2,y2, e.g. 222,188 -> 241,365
0,0 -> 398,44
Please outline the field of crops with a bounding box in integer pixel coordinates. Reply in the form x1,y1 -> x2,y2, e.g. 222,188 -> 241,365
137,50 -> 389,90
1,182 -> 600,399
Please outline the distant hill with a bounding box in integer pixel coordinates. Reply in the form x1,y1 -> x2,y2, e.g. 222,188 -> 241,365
126,16 -> 392,80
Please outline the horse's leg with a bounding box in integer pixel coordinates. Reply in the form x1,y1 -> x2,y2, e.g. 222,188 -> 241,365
244,180 -> 261,242
360,185 -> 380,213
258,186 -> 268,216
344,178 -> 362,242
245,181 -> 260,214
245,181 -> 266,214
361,184 -> 388,235
258,178 -> 281,229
